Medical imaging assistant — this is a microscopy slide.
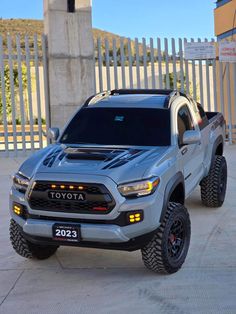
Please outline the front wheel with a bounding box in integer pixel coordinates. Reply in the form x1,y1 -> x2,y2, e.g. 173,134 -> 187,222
141,202 -> 191,274
200,155 -> 227,208
9,219 -> 59,260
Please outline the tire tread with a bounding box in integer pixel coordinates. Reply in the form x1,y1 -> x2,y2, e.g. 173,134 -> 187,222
141,202 -> 190,274
201,155 -> 227,207
9,219 -> 58,260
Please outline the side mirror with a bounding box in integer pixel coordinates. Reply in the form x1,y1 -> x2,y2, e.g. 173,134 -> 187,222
182,130 -> 201,145
48,127 -> 60,142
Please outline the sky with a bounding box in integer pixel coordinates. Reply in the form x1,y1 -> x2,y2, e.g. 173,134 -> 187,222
0,0 -> 216,40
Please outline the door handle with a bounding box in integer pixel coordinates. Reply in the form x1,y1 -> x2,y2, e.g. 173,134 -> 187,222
181,147 -> 188,155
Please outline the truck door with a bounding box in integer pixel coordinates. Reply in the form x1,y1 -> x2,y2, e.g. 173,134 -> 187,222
177,104 -> 204,196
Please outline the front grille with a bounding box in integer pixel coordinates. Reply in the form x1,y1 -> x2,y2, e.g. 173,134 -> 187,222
34,183 -> 101,194
28,181 -> 116,214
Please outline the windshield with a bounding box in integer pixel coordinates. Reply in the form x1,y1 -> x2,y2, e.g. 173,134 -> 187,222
60,107 -> 171,146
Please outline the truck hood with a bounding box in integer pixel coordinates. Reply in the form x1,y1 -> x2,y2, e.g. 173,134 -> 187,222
19,144 -> 170,184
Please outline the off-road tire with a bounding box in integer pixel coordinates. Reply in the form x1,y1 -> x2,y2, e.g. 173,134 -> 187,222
9,219 -> 58,259
141,202 -> 191,274
200,155 -> 227,207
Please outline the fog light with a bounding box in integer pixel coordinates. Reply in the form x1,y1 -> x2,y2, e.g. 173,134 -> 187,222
127,211 -> 143,224
13,203 -> 23,216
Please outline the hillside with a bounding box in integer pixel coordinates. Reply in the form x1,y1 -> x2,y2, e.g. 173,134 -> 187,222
0,19 -> 43,37
0,19 -> 132,49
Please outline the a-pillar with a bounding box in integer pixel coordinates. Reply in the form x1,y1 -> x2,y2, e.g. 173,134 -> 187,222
44,0 -> 95,128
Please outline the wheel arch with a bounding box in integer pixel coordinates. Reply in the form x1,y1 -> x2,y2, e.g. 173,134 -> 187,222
212,135 -> 224,161
160,172 -> 185,223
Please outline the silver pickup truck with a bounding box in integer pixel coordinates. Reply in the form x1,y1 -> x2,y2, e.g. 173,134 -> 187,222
9,89 -> 227,274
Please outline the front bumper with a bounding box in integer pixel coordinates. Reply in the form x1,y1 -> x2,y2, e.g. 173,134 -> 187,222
10,175 -> 163,249
21,226 -> 157,251
14,215 -> 130,242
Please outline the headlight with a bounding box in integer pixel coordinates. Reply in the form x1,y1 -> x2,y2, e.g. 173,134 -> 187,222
13,172 -> 30,192
118,177 -> 160,198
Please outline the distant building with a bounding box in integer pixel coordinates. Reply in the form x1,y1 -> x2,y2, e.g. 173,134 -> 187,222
214,0 -> 236,40
214,0 -> 236,143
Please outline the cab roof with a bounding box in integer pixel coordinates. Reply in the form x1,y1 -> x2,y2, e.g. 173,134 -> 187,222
90,94 -> 168,109
84,89 -> 191,109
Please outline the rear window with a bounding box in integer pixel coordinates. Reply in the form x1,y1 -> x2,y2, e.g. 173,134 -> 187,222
197,103 -> 209,130
60,107 -> 171,146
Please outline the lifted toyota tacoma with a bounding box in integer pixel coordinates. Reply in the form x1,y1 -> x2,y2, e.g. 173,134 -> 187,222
9,89 -> 227,274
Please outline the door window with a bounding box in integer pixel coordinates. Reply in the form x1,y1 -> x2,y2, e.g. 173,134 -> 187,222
177,105 -> 194,146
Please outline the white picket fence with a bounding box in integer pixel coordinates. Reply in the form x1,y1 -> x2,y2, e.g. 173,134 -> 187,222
0,35 -> 235,157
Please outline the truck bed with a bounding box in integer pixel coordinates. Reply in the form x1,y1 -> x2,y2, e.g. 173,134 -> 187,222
206,111 -> 221,122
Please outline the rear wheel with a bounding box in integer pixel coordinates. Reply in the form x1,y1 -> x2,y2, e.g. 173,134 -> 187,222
200,155 -> 227,207
141,202 -> 191,274
9,219 -> 58,260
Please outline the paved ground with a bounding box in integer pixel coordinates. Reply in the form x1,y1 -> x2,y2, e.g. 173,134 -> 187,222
0,145 -> 236,314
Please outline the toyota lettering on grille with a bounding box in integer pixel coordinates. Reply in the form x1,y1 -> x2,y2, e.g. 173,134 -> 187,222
48,191 -> 85,201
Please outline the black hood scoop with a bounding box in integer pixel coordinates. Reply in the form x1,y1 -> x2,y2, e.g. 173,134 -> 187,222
42,146 -> 146,169
64,147 -> 126,161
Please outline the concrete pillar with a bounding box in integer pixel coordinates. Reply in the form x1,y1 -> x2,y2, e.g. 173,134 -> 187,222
44,0 -> 95,128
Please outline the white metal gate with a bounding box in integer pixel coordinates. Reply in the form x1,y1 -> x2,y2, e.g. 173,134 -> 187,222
0,34 -> 50,157
0,35 -> 235,158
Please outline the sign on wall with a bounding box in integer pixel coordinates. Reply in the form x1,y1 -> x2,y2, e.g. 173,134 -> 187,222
184,42 -> 216,60
219,41 -> 236,63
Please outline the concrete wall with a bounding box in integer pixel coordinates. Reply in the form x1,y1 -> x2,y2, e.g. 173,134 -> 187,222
44,0 -> 95,128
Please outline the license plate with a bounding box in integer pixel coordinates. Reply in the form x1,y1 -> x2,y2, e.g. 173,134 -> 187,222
48,191 -> 85,201
52,224 -> 81,242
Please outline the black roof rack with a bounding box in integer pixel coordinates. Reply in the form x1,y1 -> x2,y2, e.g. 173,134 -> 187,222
110,89 -> 173,96
84,89 -> 190,108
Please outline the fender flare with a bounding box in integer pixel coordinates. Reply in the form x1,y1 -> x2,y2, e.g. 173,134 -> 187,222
160,171 -> 185,222
211,135 -> 224,163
